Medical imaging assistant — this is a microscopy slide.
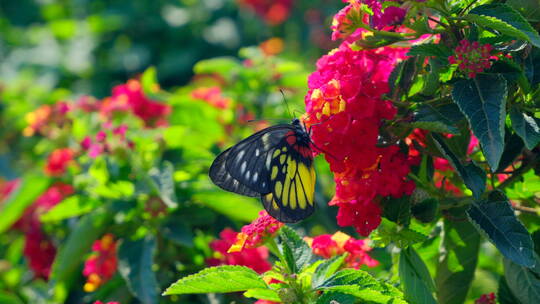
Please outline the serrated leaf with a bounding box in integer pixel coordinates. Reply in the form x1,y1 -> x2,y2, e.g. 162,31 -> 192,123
432,133 -> 486,199
279,226 -> 313,273
435,218 -> 480,304
316,291 -> 355,304
504,256 -> 540,303
312,255 -> 346,288
317,269 -> 406,304
497,132 -> 525,172
467,191 -> 535,267
163,266 -> 267,295
382,196 -> 411,226
412,104 -> 460,134
510,107 -> 540,150
243,288 -> 281,302
149,161 -> 178,208
0,174 -> 50,233
118,236 -> 159,304
451,74 -> 507,170
467,4 -> 540,47
371,218 -> 427,248
407,43 -> 452,59
399,247 -> 437,304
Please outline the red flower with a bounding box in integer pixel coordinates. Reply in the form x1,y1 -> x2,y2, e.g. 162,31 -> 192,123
101,79 -> 170,128
448,40 -> 495,78
475,293 -> 496,304
228,211 -> 284,253
303,42 -> 413,236
93,302 -> 120,304
0,179 -> 19,202
191,87 -> 232,109
45,148 -> 74,177
238,0 -> 292,25
83,234 -> 118,292
307,231 -> 378,269
207,228 -> 271,274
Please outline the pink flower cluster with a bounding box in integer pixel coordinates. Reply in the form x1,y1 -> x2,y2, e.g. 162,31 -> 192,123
45,148 -> 74,177
304,42 -> 415,236
83,234 -> 118,292
448,40 -> 494,78
307,231 -> 379,268
191,87 -> 232,109
228,211 -> 284,253
207,228 -> 271,274
80,124 -> 132,158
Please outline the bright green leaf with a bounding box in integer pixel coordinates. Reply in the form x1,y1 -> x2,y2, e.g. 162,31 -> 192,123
193,190 -> 261,222
41,196 -> 100,222
399,247 -> 437,304
279,226 -> 313,274
311,255 -> 346,288
243,288 -> 281,302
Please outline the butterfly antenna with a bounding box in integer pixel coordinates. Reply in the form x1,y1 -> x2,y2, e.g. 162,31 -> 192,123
279,89 -> 293,119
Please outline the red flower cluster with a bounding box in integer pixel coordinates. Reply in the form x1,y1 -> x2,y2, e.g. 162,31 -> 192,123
101,79 -> 171,127
45,148 -> 74,177
475,293 -> 496,304
83,234 -> 118,292
80,123 -> 132,158
306,231 -> 378,268
16,182 -> 75,279
448,40 -> 494,78
207,228 -> 271,274
238,0 -> 292,25
303,42 -> 414,236
191,87 -> 232,109
93,301 -> 120,304
228,211 -> 283,253
23,101 -> 71,137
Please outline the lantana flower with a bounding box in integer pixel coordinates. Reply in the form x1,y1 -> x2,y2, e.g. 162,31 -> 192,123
83,234 -> 119,292
45,148 -> 75,177
207,228 -> 271,274
228,211 -> 284,253
191,87 -> 232,109
239,0 -> 293,25
448,40 -> 495,78
475,293 -> 496,304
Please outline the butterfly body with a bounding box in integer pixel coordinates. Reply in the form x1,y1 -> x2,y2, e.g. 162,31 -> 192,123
209,119 -> 316,223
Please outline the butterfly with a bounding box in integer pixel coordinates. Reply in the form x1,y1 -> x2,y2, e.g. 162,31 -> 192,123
209,118 -> 316,223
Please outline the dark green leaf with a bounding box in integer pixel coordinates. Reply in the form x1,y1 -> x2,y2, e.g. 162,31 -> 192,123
467,4 -> 540,47
163,266 -> 267,295
497,132 -> 525,172
399,247 -> 437,304
149,161 -> 178,208
435,218 -> 481,304
381,196 -> 411,226
118,236 -> 159,304
160,218 -> 193,247
316,292 -> 355,304
279,226 -> 313,273
407,43 -> 452,59
507,0 -> 540,22
467,191 -> 535,267
311,255 -> 346,288
498,275 -> 523,304
432,133 -> 486,199
0,174 -> 50,233
411,198 -> 439,223
510,107 -> 540,150
451,74 -> 507,170
412,104 -> 460,134
504,256 -> 540,303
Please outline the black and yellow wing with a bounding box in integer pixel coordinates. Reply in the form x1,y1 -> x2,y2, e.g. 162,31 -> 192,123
209,123 -> 316,223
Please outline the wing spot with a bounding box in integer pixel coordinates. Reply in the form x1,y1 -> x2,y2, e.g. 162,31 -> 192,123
275,181 -> 283,198
253,172 -> 258,182
255,149 -> 260,156
279,154 -> 286,165
271,166 -> 279,180
240,161 -> 247,173
245,170 -> 250,180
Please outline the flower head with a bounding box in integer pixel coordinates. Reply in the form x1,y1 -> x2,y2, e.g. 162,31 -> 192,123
23,101 -> 71,137
448,40 -> 494,78
191,87 -> 232,109
228,211 -> 284,253
475,293 -> 496,304
239,0 -> 292,25
83,234 -> 118,292
45,148 -> 74,177
24,228 -> 57,279
307,231 -> 378,268
207,228 -> 271,274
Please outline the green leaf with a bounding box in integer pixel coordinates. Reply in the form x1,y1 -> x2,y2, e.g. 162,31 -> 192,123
498,275 -> 522,304
192,190 -> 261,222
243,288 -> 281,302
399,247 -> 437,304
411,198 -> 439,223
0,292 -> 23,304
504,255 -> 540,303
371,218 -> 428,248
466,191 -> 535,267
435,218 -> 481,304
140,66 -> 170,101
118,236 -> 159,304
148,161 -> 178,208
432,133 -> 486,199
451,74 -> 507,170
0,174 -> 50,233
407,43 -> 452,59
193,57 -> 240,76
279,226 -> 313,273
162,265 -> 267,295
467,4 -> 540,47
317,269 -> 406,304
412,104 -> 460,134
160,218 -> 193,247
49,205 -> 115,302
311,255 -> 346,288
497,132 -> 525,172
507,0 -> 540,22
40,196 -> 100,222
316,292 -> 355,304
510,107 -> 540,150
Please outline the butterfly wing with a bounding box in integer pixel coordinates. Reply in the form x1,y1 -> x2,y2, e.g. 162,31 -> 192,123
209,125 -> 295,196
261,136 -> 316,223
